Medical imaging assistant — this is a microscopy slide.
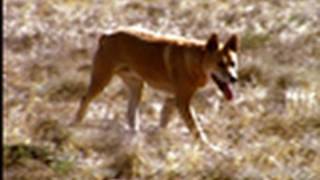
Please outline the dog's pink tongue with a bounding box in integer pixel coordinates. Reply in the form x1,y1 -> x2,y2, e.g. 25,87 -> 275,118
223,83 -> 233,101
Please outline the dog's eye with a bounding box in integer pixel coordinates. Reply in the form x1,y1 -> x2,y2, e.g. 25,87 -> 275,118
230,61 -> 235,67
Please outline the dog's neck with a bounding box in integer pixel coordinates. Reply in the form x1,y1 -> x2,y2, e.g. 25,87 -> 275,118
183,46 -> 208,88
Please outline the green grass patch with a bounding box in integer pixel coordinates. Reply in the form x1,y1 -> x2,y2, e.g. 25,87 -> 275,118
4,144 -> 75,176
4,144 -> 52,167
50,158 -> 74,175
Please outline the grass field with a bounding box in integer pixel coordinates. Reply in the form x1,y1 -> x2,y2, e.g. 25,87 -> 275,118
4,0 -> 320,179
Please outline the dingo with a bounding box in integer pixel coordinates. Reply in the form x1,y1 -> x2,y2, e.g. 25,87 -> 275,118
74,28 -> 239,142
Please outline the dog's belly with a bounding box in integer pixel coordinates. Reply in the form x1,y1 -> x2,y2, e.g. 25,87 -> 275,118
117,67 -> 174,94
144,78 -> 174,93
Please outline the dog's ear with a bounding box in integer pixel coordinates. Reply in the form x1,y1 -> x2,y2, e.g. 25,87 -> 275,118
224,34 -> 239,52
99,34 -> 108,46
206,33 -> 219,52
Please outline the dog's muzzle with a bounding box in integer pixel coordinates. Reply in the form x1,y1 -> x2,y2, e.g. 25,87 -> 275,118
211,74 -> 235,101
230,76 -> 238,83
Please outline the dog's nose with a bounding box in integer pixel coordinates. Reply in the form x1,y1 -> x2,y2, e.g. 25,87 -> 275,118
230,76 -> 237,83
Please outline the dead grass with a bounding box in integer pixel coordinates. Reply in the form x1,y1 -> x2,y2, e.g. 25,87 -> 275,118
4,0 -> 320,179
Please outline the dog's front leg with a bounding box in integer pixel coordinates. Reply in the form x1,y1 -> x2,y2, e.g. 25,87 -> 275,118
175,94 -> 202,140
178,96 -> 233,155
176,94 -> 228,154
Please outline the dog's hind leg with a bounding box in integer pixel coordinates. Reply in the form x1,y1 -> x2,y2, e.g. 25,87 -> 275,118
119,72 -> 144,132
74,46 -> 114,124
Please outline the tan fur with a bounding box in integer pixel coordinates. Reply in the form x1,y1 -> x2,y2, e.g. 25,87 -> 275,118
74,28 -> 239,141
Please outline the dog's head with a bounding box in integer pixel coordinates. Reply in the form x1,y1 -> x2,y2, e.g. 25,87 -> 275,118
202,33 -> 239,101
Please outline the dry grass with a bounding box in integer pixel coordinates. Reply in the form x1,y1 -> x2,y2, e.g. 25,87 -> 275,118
4,0 -> 320,179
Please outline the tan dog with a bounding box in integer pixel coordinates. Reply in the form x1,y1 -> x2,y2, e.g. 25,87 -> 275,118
74,28 -> 239,142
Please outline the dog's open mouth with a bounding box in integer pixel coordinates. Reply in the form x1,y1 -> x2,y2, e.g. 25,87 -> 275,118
211,74 -> 234,101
